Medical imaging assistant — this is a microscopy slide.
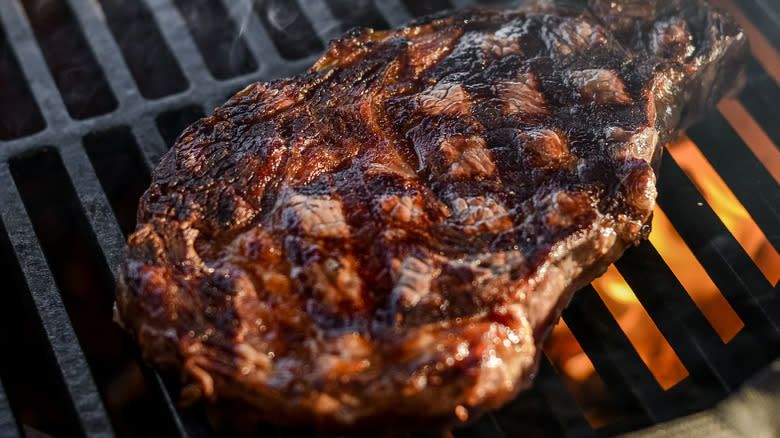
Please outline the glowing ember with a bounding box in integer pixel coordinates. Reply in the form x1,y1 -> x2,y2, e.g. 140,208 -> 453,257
667,135 -> 780,286
650,207 -> 744,343
591,265 -> 689,390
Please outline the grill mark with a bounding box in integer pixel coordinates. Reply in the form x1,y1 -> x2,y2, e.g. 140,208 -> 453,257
115,1 -> 748,431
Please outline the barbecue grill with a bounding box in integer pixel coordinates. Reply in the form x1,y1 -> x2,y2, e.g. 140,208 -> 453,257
0,0 -> 778,437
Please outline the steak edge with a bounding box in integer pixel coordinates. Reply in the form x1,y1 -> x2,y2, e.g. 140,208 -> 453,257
116,0 -> 747,433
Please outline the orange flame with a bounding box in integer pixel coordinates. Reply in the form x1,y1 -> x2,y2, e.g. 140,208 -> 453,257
542,3 -> 780,428
666,136 -> 780,286
591,265 -> 689,390
717,99 -> 780,185
544,320 -> 610,428
650,207 -> 744,343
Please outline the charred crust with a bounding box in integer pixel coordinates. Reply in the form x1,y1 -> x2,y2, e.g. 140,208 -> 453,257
117,0 -> 747,433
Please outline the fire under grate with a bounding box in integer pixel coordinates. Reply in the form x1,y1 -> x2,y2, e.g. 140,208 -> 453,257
0,0 -> 778,437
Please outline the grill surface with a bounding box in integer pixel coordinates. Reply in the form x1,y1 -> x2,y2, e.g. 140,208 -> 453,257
0,0 -> 778,437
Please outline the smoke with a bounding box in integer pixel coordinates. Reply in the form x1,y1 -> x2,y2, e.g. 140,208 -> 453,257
265,0 -> 301,32
233,0 -> 255,42
230,0 -> 255,70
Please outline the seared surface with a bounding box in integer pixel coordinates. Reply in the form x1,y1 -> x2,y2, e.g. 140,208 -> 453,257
116,0 -> 746,432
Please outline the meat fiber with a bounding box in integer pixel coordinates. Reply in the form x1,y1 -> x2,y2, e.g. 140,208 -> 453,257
116,0 -> 747,433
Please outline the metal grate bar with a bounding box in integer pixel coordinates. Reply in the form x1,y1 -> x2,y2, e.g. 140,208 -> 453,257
144,370 -> 192,438
688,114 -> 780,245
738,58 -> 780,151
616,243 -> 739,391
448,0 -> 473,10
0,1 -> 70,129
739,65 -> 780,175
658,158 -> 780,326
153,105 -> 206,149
752,0 -> 780,25
84,127 -> 151,236
717,99 -> 780,185
0,1 -> 776,437
18,0 -> 118,120
491,384 -> 568,438
0,381 -> 20,438
562,287 -> 670,424
649,207 -> 745,344
534,359 -> 598,438
592,266 -> 690,391
657,157 -> 780,335
133,116 -> 173,172
655,158 -> 780,384
0,164 -> 115,437
66,0 -> 143,109
0,21 -> 45,141
296,0 -> 343,44
93,0 -> 188,100
713,0 -> 780,87
543,320 -> 615,431
171,0 -> 258,80
9,146 -> 195,438
324,0 -> 389,31
373,0 -> 413,26
143,0 -> 213,88
75,128 -> 195,438
58,141 -> 127,271
671,135 -> 780,285
400,0 -> 457,17
0,1 -> 309,160
250,0 -> 325,62
720,328 -> 780,384
734,0 -> 780,54
218,0 -> 286,72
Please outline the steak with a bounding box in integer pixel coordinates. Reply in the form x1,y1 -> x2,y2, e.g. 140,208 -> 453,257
116,0 -> 747,433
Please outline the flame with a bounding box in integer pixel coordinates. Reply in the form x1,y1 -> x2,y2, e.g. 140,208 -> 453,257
667,136 -> 780,286
718,98 -> 780,185
542,2 -> 780,427
650,207 -> 745,343
542,137 -> 773,424
544,322 -> 596,382
591,265 -> 689,390
544,320 -> 610,428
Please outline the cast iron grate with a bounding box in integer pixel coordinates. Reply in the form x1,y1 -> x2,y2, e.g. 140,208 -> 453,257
0,0 -> 777,437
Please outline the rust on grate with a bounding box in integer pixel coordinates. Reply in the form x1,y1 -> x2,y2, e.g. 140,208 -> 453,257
650,207 -> 745,343
591,265 -> 689,390
667,135 -> 780,286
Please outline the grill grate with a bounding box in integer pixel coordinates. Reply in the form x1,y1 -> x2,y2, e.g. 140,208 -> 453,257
0,0 -> 778,437
0,387 -> 18,438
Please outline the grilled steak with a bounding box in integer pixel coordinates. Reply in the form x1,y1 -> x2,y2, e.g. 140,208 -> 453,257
116,0 -> 746,433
